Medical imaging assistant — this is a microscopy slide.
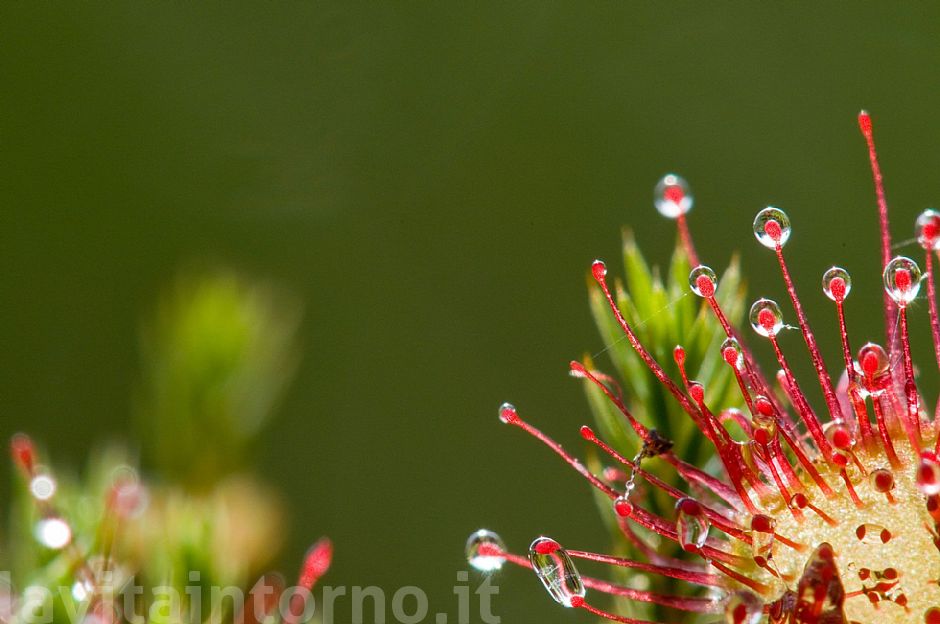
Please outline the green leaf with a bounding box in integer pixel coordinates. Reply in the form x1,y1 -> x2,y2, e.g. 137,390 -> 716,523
581,236 -> 748,621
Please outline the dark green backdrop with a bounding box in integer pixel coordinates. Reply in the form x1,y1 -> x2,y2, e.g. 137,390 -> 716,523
4,3 -> 940,622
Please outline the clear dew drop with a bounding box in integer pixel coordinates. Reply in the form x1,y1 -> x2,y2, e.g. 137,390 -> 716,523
654,174 -> 693,219
822,266 -> 852,302
34,517 -> 71,549
29,475 -> 56,501
824,422 -> 854,450
855,342 -> 890,397
498,402 -> 517,424
466,530 -> 507,572
689,265 -> 717,298
528,537 -> 586,608
749,514 -> 776,560
869,468 -> 895,493
720,337 -> 743,369
788,492 -> 809,510
675,498 -> 710,553
917,209 -> 940,250
749,298 -> 784,337
883,256 -> 922,305
753,206 -> 791,249
724,591 -> 764,624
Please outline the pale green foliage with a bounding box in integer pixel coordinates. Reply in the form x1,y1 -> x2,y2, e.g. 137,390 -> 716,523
137,272 -> 302,490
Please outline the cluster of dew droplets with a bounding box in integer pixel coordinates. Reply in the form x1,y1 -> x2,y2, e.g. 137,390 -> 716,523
9,431 -> 155,619
11,434 -> 73,550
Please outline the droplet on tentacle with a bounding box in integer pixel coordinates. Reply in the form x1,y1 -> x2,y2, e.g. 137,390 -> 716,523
689,265 -> 717,298
753,206 -> 791,249
498,402 -> 518,425
675,498 -> 710,552
613,495 -> 634,518
788,492 -> 809,511
883,256 -> 922,305
28,474 -> 56,501
528,537 -> 586,607
466,530 -> 506,572
591,259 -> 607,281
34,517 -> 71,549
824,423 -> 854,450
751,415 -> 777,445
724,590 -> 764,624
869,468 -> 895,494
749,298 -> 784,337
654,174 -> 693,219
926,606 -> 940,624
750,514 -> 776,560
720,337 -> 743,369
750,396 -> 777,445
917,209 -> 940,250
856,342 -> 891,396
822,266 -> 852,302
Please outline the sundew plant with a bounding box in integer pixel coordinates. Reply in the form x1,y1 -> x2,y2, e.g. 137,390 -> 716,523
468,113 -> 940,622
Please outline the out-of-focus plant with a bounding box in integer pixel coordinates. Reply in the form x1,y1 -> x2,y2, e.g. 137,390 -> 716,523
137,272 -> 302,490
3,271 -> 329,624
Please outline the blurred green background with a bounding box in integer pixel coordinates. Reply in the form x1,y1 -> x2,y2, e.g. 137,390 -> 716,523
3,3 -> 940,621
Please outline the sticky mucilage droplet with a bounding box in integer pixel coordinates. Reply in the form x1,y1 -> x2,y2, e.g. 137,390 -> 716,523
528,537 -> 586,608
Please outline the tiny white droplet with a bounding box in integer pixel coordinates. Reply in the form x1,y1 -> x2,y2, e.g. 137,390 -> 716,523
35,517 -> 71,549
29,475 -> 56,501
